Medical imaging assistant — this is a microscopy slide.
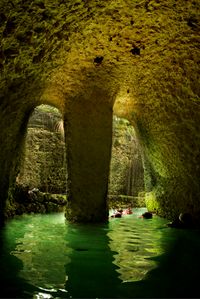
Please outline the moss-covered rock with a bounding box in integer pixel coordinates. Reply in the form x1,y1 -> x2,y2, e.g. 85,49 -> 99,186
17,106 -> 67,194
5,184 -> 67,218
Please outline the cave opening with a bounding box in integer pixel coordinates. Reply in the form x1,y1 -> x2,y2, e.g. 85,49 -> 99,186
17,104 -> 67,196
16,105 -> 145,214
108,115 -> 145,209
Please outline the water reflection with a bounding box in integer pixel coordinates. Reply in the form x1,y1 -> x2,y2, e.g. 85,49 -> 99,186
64,223 -> 121,298
108,208 -> 167,283
0,217 -> 38,298
140,228 -> 200,298
8,213 -> 69,298
1,210 -> 200,298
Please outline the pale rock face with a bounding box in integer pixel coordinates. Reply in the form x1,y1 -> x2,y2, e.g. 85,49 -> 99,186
0,0 -> 199,222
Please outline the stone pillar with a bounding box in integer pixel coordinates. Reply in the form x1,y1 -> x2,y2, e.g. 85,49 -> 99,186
64,92 -> 113,222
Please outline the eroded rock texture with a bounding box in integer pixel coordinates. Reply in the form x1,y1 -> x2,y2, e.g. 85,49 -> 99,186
0,0 -> 199,223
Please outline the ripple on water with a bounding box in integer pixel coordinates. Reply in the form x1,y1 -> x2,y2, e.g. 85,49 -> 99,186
108,208 -> 167,282
1,209 -> 171,298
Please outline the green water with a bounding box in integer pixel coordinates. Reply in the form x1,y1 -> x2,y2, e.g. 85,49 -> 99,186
0,208 -> 200,298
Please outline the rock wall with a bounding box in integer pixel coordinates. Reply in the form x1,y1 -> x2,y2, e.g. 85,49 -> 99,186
17,105 -> 67,194
17,128 -> 67,194
0,0 -> 199,223
109,116 -> 144,197
5,185 -> 67,219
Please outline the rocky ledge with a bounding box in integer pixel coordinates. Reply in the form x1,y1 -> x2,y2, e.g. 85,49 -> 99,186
5,184 -> 67,219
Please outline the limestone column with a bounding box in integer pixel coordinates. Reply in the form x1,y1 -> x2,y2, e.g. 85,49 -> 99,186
64,91 -> 113,222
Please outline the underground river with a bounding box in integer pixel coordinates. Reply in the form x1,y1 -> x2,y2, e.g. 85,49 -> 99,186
0,208 -> 200,298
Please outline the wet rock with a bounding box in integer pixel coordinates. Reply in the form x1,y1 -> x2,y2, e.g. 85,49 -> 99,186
5,184 -> 67,218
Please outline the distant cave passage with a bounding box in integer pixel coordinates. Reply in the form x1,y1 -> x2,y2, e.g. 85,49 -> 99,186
108,116 -> 145,205
17,104 -> 67,195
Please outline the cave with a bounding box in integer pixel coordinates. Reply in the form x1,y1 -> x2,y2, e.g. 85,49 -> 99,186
17,104 -> 67,194
0,0 -> 199,225
18,109 -> 145,213
108,115 -> 145,206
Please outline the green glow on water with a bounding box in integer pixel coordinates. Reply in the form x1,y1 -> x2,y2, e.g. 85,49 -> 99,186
0,208 -> 200,298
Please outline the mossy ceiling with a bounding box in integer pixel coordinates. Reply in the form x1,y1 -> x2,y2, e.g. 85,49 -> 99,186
0,0 -> 199,109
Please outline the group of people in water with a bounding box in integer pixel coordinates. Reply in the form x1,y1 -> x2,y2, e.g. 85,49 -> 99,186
110,207 -> 133,218
110,207 -> 153,219
110,207 -> 196,229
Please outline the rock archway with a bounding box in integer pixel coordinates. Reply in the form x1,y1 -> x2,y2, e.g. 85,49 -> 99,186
0,0 -> 199,223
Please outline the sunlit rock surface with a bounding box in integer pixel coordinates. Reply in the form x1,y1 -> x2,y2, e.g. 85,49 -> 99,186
0,0 -> 199,222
